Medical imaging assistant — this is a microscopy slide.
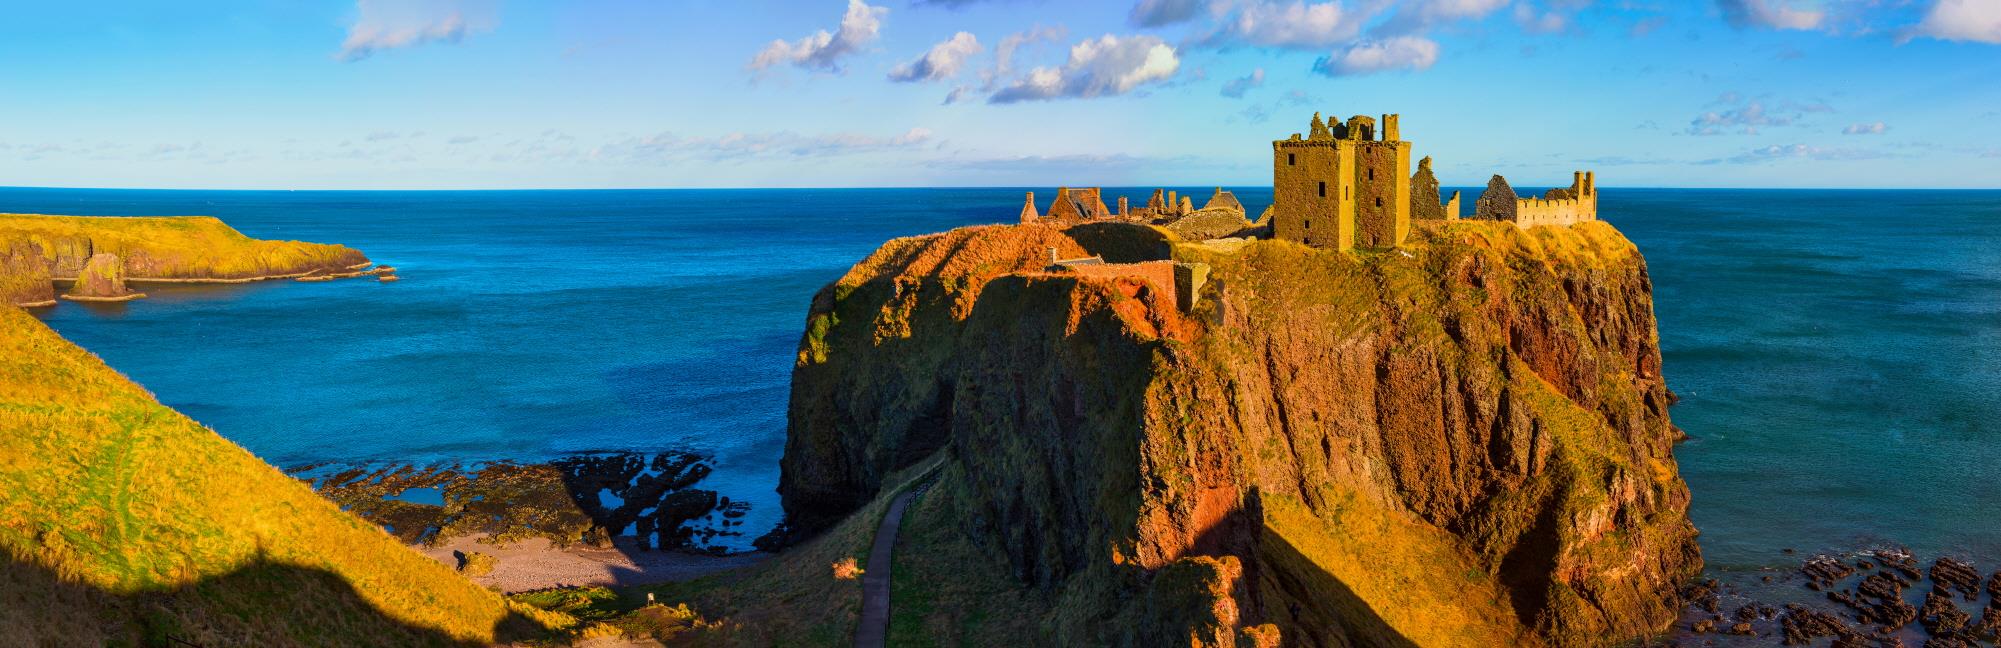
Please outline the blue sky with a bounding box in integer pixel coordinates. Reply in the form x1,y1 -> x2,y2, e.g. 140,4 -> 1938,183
1,0 -> 1997,189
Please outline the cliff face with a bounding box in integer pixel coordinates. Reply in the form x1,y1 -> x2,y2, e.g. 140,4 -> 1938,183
778,220 -> 1699,646
1,240 -> 53,307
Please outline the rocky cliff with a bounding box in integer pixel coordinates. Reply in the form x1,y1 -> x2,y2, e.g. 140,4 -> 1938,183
775,219 -> 1700,646
0,213 -> 367,280
1,240 -> 53,307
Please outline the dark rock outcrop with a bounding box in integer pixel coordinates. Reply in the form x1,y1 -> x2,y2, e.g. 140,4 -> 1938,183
1475,174 -> 1518,221
775,219 -> 1700,646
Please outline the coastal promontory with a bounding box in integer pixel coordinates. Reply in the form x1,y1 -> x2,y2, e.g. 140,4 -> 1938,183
774,215 -> 1699,646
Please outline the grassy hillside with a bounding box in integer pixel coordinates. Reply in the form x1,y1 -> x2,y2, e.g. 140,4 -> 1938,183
0,213 -> 368,280
0,305 -> 553,646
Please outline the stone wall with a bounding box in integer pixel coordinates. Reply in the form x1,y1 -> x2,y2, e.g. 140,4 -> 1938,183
1510,171 -> 1597,227
1058,260 -> 1178,308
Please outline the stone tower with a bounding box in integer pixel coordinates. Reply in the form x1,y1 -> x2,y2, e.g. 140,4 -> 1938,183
1270,112 -> 1413,250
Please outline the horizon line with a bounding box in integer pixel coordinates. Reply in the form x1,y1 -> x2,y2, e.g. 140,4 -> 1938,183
4,184 -> 2000,193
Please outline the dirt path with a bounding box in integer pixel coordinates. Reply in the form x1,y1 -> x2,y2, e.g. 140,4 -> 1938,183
854,490 -> 917,648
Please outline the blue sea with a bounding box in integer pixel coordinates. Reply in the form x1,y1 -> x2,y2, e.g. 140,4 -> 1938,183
8,186 -> 2001,567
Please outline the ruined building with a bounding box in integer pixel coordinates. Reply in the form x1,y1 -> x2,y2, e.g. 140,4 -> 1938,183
1270,113 -> 1595,250
1271,113 -> 1413,250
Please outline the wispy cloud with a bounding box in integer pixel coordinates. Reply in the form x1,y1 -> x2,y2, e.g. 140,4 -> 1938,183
1129,0 -> 1210,27
597,127 -> 934,163
1842,121 -> 1888,135
989,34 -> 1180,103
747,0 -> 888,74
1687,94 -> 1834,135
1702,143 -> 1889,164
338,0 -> 494,62
1716,0 -> 1825,31
889,32 -> 981,82
1313,36 -> 1440,76
1220,68 -> 1265,98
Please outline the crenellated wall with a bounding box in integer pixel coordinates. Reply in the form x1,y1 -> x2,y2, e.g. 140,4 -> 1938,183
1510,170 -> 1597,227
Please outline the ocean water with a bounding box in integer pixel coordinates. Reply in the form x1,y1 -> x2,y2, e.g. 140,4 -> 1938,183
8,186 -> 2001,567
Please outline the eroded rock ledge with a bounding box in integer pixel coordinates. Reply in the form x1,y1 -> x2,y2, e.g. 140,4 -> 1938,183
771,219 -> 1701,646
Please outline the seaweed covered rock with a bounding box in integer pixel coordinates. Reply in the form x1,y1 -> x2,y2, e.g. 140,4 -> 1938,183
62,253 -> 144,302
1,239 -> 54,307
775,219 -> 1700,646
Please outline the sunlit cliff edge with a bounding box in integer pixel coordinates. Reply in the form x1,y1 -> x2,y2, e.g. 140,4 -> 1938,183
0,213 -> 369,306
772,218 -> 1701,646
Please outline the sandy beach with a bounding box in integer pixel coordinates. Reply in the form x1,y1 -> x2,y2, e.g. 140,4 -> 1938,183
416,533 -> 766,594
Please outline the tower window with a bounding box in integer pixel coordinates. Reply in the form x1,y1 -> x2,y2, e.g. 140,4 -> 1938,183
1368,167 -> 1375,180
1375,197 -> 1384,207
1318,182 -> 1326,198
1288,153 -> 1296,166
1305,219 -> 1311,230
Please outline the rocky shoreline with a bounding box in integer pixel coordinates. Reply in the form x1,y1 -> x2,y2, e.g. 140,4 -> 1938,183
292,451 -> 753,555
1672,547 -> 2001,646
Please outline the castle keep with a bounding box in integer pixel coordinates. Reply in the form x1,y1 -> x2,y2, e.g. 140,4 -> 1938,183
1271,113 -> 1412,250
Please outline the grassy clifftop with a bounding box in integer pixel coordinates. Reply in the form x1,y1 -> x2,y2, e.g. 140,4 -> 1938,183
0,213 -> 368,280
0,305 -> 547,645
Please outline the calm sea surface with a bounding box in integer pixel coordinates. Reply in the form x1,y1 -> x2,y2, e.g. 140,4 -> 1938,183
8,186 -> 2001,564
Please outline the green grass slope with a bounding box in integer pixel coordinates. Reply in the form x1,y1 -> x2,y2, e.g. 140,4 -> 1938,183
0,305 -> 550,646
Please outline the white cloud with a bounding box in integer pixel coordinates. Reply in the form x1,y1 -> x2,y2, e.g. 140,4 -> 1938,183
889,32 -> 981,82
1716,0 -> 1825,31
748,0 -> 888,74
1910,0 -> 2001,43
1206,1 -> 1369,49
1220,68 -> 1265,98
1312,36 -> 1440,76
338,0 -> 495,62
989,35 -> 1180,103
1843,121 -> 1888,135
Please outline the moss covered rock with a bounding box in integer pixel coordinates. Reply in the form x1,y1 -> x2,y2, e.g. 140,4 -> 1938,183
775,219 -> 1699,646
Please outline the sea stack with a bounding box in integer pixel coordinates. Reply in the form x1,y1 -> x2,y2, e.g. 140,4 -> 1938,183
62,253 -> 145,302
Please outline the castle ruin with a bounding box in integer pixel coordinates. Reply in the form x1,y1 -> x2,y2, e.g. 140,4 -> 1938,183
1270,112 -> 1596,250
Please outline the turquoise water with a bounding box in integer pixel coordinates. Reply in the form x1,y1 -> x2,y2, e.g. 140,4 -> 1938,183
9,187 -> 2001,565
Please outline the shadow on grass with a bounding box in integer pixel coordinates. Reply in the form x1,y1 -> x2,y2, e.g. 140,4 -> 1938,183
1255,522 -> 1420,648
0,554 -> 546,647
